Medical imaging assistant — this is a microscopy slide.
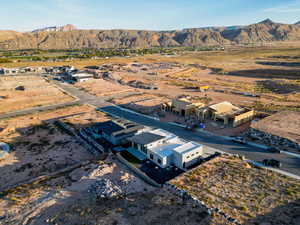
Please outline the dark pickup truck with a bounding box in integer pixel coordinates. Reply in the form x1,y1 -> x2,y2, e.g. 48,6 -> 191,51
262,159 -> 281,168
267,147 -> 281,153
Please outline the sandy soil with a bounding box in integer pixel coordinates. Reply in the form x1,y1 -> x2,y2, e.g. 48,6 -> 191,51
171,155 -> 300,225
61,107 -> 110,129
95,61 -> 300,114
0,157 -> 230,225
111,93 -> 169,116
74,79 -> 134,97
0,121 -> 93,190
0,75 -> 73,114
0,104 -> 107,190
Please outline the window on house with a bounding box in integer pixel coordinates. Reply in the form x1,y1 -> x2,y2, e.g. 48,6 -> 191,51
150,154 -> 154,160
157,158 -> 162,164
141,145 -> 147,154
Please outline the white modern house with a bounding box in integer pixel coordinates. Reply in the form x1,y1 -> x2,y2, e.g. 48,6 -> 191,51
72,72 -> 94,82
128,129 -> 203,170
2,68 -> 19,75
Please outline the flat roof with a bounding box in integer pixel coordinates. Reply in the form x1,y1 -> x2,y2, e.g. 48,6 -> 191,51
128,132 -> 165,145
150,143 -> 181,158
72,73 -> 93,77
251,111 -> 300,144
94,120 -> 143,137
173,142 -> 202,154
95,120 -> 124,136
150,129 -> 176,140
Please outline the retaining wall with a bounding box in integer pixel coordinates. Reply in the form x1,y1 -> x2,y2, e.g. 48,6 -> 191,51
54,120 -> 101,156
164,182 -> 241,225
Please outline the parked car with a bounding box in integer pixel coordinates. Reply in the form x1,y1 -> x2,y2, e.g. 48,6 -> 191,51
262,159 -> 281,168
231,137 -> 246,144
185,124 -> 196,131
267,147 -> 281,153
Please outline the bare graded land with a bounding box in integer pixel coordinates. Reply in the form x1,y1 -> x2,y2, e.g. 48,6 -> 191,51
0,157 -> 231,225
251,111 -> 300,146
0,104 -> 108,190
110,93 -> 169,115
0,75 -> 73,114
170,155 -> 300,225
74,79 -> 134,97
70,48 -> 300,115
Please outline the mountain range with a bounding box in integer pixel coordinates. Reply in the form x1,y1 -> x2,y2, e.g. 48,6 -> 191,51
0,19 -> 299,50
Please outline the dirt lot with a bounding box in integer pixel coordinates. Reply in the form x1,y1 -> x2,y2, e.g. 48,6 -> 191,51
111,93 -> 169,116
74,78 -> 134,97
0,75 -> 73,114
88,54 -> 300,115
0,157 -> 232,225
0,104 -> 110,190
170,155 -> 300,225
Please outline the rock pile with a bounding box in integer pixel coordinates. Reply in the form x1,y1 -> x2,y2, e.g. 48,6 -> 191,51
89,179 -> 123,199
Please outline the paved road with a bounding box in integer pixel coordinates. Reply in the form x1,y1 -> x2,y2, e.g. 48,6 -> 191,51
0,100 -> 81,120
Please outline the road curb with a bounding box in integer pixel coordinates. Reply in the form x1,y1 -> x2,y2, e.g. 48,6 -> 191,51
246,160 -> 300,180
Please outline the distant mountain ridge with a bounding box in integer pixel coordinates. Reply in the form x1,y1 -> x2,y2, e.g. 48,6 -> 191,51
31,24 -> 77,33
0,19 -> 300,50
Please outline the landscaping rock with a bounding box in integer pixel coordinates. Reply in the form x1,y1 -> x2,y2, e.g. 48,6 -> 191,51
89,179 -> 123,199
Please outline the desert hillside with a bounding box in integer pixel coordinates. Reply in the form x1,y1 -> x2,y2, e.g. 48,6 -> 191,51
0,19 -> 300,50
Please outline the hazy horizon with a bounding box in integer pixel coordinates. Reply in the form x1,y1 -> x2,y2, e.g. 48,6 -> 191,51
1,0 -> 299,32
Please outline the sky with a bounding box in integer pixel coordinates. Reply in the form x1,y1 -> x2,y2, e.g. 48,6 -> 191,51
1,0 -> 300,31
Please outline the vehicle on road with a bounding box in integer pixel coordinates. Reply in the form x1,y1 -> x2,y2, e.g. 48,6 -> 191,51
262,159 -> 281,168
267,147 -> 281,153
231,137 -> 247,144
185,124 -> 196,131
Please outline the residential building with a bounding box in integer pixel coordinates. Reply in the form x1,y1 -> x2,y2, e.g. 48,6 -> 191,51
89,119 -> 144,145
161,97 -> 205,117
2,68 -> 19,75
128,128 -> 203,170
162,98 -> 254,127
197,101 -> 254,127
72,72 -> 94,82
